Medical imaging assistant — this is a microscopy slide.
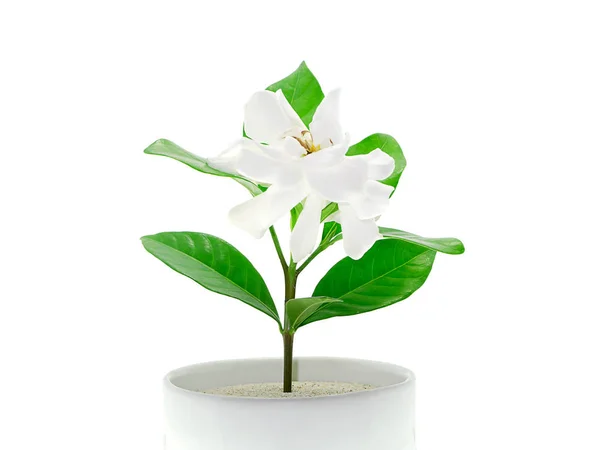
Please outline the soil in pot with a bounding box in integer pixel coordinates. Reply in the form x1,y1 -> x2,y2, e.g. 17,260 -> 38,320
201,381 -> 375,398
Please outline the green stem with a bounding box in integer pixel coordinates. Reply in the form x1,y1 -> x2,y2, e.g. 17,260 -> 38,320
282,260 -> 297,393
267,225 -> 297,392
268,226 -> 288,333
296,244 -> 326,274
270,222 -> 340,393
297,232 -> 341,274
269,226 -> 288,272
282,332 -> 294,392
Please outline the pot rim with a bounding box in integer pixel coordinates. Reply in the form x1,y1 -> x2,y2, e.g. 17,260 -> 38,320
164,356 -> 415,402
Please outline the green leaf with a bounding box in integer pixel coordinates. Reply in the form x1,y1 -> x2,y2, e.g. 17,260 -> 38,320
141,232 -> 280,325
318,203 -> 341,243
290,202 -> 303,230
266,61 -> 324,127
346,133 -> 407,192
144,139 -> 263,196
321,221 -> 342,244
320,203 -> 339,222
285,297 -> 343,332
380,227 -> 465,255
307,239 -> 436,325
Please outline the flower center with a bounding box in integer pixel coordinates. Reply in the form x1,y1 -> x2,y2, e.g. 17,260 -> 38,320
294,130 -> 321,155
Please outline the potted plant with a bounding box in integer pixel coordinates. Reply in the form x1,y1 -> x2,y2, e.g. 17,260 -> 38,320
141,62 -> 464,450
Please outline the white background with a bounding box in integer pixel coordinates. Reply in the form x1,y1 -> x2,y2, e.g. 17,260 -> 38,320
1,1 -> 599,449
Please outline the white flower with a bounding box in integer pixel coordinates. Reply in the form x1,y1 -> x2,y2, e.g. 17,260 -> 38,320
210,89 -> 395,261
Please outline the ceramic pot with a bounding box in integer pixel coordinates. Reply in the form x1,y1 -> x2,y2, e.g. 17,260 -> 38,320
164,357 -> 416,450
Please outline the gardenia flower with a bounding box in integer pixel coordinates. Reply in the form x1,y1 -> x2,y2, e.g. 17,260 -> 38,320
210,89 -> 395,262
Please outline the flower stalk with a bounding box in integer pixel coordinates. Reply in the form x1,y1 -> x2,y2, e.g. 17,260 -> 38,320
272,224 -> 341,392
282,259 -> 297,392
269,225 -> 298,392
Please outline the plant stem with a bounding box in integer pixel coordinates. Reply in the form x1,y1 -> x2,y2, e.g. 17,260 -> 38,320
297,232 -> 342,274
282,332 -> 294,392
269,226 -> 288,272
268,226 -> 288,333
267,225 -> 297,392
282,260 -> 297,393
269,223 -> 340,393
296,244 -> 326,274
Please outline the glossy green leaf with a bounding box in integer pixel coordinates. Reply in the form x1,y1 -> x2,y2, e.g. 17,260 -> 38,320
307,239 -> 436,324
266,61 -> 324,127
346,134 -> 407,192
144,139 -> 263,196
318,203 -> 341,243
141,232 -> 280,324
320,203 -> 339,222
290,202 -> 303,230
321,221 -> 341,244
285,297 -> 342,331
380,227 -> 465,255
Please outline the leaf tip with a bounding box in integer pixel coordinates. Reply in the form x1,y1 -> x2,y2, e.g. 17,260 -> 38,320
140,234 -> 159,248
454,239 -> 466,254
143,138 -> 168,155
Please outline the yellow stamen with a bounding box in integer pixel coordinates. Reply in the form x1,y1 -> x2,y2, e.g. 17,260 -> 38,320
295,131 -> 321,155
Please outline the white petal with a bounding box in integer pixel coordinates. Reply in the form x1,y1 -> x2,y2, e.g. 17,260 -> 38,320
229,184 -> 308,239
310,89 -> 344,148
348,180 -> 394,219
207,140 -> 244,174
365,178 -> 394,198
236,148 -> 282,185
324,209 -> 341,223
351,149 -> 395,180
338,204 -> 381,259
237,143 -> 303,186
283,136 -> 307,159
304,153 -> 369,202
302,133 -> 350,168
244,90 -> 305,144
248,139 -> 296,162
276,90 -> 306,134
290,194 -> 324,262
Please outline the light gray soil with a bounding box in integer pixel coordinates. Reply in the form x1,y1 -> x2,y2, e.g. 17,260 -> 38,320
202,381 -> 375,398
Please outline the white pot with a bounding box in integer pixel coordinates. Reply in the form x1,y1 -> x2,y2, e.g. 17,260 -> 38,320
164,357 -> 416,450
